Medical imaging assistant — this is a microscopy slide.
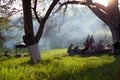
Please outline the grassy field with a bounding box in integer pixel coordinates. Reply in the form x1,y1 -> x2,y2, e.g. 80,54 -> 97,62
0,49 -> 120,80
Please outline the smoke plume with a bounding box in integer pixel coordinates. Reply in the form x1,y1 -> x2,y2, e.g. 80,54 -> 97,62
2,5 -> 112,50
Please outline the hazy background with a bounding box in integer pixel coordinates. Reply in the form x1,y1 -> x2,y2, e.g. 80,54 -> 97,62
1,3 -> 112,50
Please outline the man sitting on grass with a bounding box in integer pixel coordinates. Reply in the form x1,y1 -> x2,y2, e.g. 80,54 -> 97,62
67,44 -> 75,56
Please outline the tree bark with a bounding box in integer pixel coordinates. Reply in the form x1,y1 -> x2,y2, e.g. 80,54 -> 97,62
108,24 -> 120,42
28,43 -> 40,62
22,0 -> 59,62
22,0 -> 40,62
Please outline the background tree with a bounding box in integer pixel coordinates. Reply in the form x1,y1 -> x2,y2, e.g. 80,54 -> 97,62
0,17 -> 9,41
0,0 -> 22,41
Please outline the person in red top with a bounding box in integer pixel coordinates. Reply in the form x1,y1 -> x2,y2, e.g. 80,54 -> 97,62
81,35 -> 90,54
84,39 -> 90,50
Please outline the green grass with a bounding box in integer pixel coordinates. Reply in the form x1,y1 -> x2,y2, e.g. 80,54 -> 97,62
0,49 -> 120,80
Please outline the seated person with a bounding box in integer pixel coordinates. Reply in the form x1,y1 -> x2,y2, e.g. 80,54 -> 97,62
74,46 -> 81,54
81,40 -> 90,54
67,44 -> 75,55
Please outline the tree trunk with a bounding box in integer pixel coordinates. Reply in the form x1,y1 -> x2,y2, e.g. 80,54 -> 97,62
86,0 -> 120,43
28,43 -> 40,62
108,22 -> 120,53
109,25 -> 120,43
22,0 -> 40,62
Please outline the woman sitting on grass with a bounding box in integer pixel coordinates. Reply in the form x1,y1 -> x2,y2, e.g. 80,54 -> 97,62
81,36 -> 90,54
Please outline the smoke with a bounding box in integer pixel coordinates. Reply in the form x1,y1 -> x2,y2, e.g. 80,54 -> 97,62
2,5 -> 112,50
39,5 -> 112,49
2,27 -> 24,49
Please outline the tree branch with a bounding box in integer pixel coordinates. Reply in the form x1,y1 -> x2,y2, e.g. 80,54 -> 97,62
88,6 -> 114,26
53,1 -> 86,14
86,0 -> 114,26
95,3 -> 107,13
32,0 -> 42,24
41,0 -> 59,23
35,0 -> 59,43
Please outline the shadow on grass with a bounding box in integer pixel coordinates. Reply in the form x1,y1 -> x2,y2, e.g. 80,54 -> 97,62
58,54 -> 120,80
33,54 -> 120,80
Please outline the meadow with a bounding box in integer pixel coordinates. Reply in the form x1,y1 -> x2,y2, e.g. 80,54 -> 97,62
0,49 -> 120,80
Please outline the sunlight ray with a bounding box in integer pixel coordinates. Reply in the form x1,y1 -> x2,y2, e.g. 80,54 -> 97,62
93,0 -> 109,6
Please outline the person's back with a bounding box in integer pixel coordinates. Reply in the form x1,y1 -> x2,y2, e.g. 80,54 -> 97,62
67,44 -> 73,53
67,44 -> 75,55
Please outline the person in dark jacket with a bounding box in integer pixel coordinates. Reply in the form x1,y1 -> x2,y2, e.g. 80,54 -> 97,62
67,44 -> 75,55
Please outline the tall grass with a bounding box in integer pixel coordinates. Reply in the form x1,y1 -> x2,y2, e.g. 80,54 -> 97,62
0,49 -> 120,80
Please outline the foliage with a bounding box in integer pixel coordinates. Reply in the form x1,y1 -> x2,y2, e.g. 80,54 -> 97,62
0,17 -> 9,30
0,49 -> 120,80
0,17 -> 10,42
0,41 -> 8,53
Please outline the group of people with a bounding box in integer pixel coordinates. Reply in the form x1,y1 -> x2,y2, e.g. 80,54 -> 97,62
67,35 -> 95,55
